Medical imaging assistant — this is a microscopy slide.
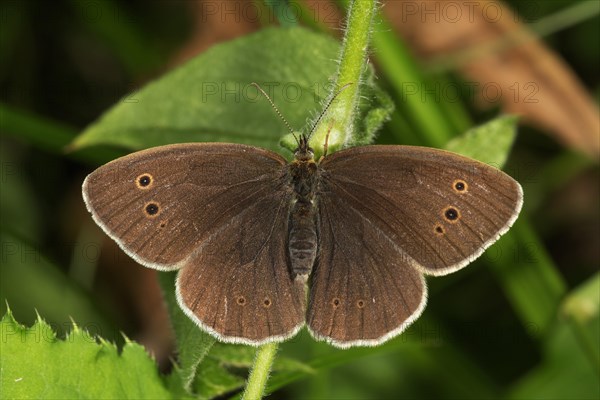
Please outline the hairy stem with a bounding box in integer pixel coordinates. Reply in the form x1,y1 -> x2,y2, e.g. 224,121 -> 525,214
310,0 -> 378,157
242,342 -> 279,400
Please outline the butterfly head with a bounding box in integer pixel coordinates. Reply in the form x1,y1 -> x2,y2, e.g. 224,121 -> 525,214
294,134 -> 315,162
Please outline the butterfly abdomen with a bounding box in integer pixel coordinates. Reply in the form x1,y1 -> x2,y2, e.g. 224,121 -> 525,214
289,200 -> 317,281
288,158 -> 318,281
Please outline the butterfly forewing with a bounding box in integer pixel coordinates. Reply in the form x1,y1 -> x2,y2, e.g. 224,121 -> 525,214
83,143 -> 289,270
318,145 -> 523,276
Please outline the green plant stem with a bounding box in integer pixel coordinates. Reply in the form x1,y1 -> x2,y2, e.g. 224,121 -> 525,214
310,0 -> 377,156
242,343 -> 279,400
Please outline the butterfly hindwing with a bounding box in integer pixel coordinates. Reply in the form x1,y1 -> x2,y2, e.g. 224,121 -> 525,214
307,189 -> 427,347
176,190 -> 306,344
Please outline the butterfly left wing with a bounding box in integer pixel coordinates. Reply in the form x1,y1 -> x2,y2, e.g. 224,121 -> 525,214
83,143 -> 306,344
82,143 -> 291,270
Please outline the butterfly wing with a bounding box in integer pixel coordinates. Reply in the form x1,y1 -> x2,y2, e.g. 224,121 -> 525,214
176,190 -> 306,344
83,143 -> 306,343
318,145 -> 523,275
307,145 -> 522,347
307,190 -> 427,347
83,143 -> 288,270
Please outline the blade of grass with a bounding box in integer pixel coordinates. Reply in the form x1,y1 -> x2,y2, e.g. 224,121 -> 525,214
264,0 -> 298,27
488,218 -> 567,337
290,0 -> 337,34
370,16 -> 457,146
68,0 -> 162,76
430,75 -> 473,134
1,103 -> 127,165
0,103 -> 76,152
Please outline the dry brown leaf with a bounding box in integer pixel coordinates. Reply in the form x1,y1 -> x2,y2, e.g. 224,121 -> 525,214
169,0 -> 261,67
385,0 -> 599,158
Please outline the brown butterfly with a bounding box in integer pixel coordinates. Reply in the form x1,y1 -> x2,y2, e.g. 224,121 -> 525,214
83,127 -> 522,348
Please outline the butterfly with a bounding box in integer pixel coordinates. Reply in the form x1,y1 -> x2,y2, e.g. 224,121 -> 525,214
82,126 -> 522,348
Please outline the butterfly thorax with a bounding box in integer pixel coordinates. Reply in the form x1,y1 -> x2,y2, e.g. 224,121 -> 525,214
288,137 -> 319,282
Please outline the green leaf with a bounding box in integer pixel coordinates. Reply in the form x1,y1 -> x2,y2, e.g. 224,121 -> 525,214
509,287 -> 600,400
72,26 -> 393,160
190,342 -> 314,399
351,68 -> 395,147
0,309 -> 176,399
71,27 -> 341,155
0,232 -> 114,339
445,115 -> 519,169
561,272 -> 600,370
157,272 -> 215,393
207,342 -> 313,373
193,356 -> 245,400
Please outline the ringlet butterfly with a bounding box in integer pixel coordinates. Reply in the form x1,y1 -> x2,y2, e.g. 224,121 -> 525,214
82,85 -> 523,348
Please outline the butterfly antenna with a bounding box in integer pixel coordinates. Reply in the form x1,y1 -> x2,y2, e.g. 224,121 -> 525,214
251,82 -> 298,145
307,82 -> 353,140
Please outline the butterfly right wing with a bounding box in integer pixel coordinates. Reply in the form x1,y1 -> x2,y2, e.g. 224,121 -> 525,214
307,144 -> 521,347
307,189 -> 427,348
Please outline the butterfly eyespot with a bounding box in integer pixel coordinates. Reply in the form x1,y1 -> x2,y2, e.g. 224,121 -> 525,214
434,225 -> 445,235
331,298 -> 340,308
236,296 -> 246,306
144,202 -> 160,217
356,300 -> 365,309
263,298 -> 272,307
136,174 -> 153,189
453,179 -> 467,192
443,206 -> 460,222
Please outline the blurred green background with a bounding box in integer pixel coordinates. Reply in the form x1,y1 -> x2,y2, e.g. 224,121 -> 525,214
1,1 -> 598,399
